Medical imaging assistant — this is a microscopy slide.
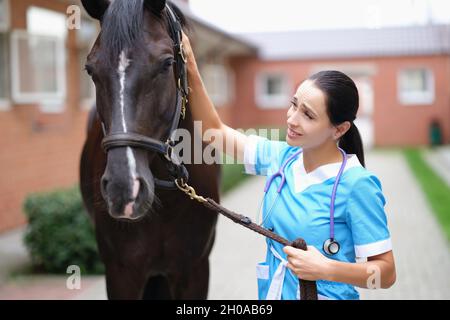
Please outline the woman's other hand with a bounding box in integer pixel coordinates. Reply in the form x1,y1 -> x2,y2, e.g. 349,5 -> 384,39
283,245 -> 331,281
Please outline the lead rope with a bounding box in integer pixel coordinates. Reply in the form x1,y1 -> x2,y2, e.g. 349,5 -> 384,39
175,179 -> 318,300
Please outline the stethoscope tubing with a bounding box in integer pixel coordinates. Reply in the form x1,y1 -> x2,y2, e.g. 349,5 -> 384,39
262,147 -> 348,251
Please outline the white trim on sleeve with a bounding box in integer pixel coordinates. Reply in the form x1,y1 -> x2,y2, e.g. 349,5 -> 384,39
243,135 -> 262,175
354,238 -> 393,258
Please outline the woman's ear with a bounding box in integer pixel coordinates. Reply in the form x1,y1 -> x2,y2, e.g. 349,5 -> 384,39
334,121 -> 352,140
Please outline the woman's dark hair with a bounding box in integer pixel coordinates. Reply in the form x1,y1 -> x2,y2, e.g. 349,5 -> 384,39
308,70 -> 365,167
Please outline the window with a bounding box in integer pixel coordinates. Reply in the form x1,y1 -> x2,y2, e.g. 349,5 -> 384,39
10,7 -> 67,112
256,72 -> 290,109
201,64 -> 233,107
27,6 -> 67,39
0,0 -> 10,32
11,31 -> 66,110
398,68 -> 435,105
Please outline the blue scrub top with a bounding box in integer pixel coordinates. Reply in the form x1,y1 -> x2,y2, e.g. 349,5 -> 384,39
244,135 -> 392,300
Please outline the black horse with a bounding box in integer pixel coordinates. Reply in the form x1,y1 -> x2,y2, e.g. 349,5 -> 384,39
79,0 -> 220,299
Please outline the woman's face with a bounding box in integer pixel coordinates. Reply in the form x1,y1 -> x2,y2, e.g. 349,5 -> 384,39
286,80 -> 336,148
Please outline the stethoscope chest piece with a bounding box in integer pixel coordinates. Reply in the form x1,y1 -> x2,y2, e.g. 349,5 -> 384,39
323,238 -> 340,256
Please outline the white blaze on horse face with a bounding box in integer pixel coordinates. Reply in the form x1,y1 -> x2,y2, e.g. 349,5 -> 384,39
118,50 -> 131,133
117,50 -> 139,215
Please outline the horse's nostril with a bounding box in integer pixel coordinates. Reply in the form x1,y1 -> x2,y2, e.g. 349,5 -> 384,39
101,176 -> 109,198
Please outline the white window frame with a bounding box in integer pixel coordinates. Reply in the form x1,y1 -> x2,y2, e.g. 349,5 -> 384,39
398,68 -> 435,106
0,0 -> 10,32
255,72 -> 291,109
10,30 -> 66,109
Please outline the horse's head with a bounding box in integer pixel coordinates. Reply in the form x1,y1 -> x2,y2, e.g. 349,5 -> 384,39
81,0 -> 187,221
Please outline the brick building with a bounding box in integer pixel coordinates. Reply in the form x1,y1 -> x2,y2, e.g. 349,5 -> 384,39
0,0 -> 449,233
228,25 -> 450,148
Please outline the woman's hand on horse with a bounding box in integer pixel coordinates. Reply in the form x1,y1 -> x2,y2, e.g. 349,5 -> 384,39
180,30 -> 248,161
283,245 -> 332,281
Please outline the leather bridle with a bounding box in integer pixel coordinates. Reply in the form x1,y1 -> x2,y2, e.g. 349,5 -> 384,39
100,5 -> 189,190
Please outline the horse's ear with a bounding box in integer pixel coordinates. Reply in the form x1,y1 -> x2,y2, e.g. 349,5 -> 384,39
81,0 -> 110,21
144,0 -> 167,14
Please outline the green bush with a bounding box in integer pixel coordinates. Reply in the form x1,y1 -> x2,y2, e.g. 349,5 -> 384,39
23,186 -> 104,274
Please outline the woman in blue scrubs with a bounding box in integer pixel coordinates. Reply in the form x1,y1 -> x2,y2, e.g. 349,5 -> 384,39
181,32 -> 396,300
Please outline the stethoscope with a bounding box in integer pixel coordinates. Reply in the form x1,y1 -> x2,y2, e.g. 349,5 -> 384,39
257,147 -> 348,256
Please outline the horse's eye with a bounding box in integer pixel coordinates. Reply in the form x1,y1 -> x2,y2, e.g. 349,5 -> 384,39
161,58 -> 174,72
84,65 -> 94,77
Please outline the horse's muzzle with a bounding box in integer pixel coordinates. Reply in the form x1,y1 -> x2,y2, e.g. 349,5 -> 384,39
100,147 -> 155,220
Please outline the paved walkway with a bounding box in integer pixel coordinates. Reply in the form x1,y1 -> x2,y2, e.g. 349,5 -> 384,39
1,150 -> 449,299
0,228 -> 106,300
359,150 -> 450,299
0,227 -> 28,285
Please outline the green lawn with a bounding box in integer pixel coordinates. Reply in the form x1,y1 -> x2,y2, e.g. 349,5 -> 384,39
403,148 -> 450,241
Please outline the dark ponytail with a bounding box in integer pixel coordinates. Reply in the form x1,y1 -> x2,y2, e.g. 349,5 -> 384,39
308,70 -> 365,167
339,122 -> 365,167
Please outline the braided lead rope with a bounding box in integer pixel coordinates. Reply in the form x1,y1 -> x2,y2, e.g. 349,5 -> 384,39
175,180 -> 318,300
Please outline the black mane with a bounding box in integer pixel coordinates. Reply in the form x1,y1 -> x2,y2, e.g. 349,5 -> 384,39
99,0 -> 188,63
100,0 -> 144,62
